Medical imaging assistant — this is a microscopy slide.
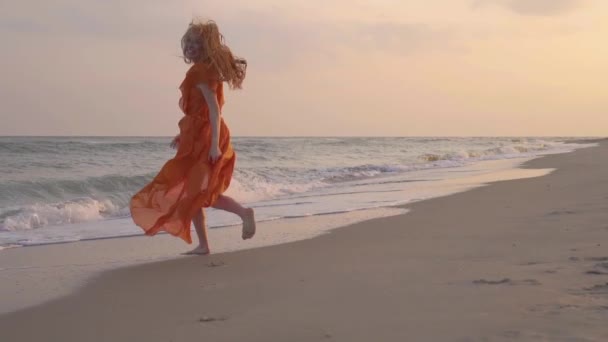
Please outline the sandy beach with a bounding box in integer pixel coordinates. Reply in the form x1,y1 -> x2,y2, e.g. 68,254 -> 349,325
1,139 -> 607,341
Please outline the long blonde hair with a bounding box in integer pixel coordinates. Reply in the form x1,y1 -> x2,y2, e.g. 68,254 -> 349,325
181,20 -> 247,89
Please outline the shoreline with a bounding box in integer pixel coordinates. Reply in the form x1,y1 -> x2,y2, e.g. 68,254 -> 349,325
0,137 -> 594,247
0,155 -> 565,315
1,153 -> 572,250
1,139 -> 607,341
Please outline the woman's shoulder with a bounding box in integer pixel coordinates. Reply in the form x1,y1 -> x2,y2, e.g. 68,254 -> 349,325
185,62 -> 219,82
180,62 -> 222,94
188,61 -> 217,74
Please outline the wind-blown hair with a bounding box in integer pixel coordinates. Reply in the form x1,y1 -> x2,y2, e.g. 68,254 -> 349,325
181,20 -> 247,89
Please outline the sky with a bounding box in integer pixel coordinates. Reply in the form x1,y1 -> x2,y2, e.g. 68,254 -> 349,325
0,0 -> 606,136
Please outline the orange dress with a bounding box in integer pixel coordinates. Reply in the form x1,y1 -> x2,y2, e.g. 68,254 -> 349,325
130,62 -> 236,243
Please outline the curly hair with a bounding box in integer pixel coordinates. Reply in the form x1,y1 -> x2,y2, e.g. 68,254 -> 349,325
181,20 -> 247,89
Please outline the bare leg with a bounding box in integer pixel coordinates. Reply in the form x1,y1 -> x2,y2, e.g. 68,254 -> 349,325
184,208 -> 210,255
212,195 -> 256,239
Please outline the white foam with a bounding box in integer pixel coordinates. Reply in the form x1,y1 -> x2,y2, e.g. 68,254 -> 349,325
0,244 -> 21,251
226,175 -> 324,203
1,198 -> 122,231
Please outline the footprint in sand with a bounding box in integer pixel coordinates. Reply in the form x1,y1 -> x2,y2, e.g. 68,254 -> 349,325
472,278 -> 541,286
206,261 -> 226,267
520,261 -> 542,266
584,283 -> 608,294
546,210 -> 578,217
543,269 -> 559,274
529,303 -> 581,313
473,278 -> 511,285
198,316 -> 229,323
520,279 -> 542,285
585,256 -> 608,262
581,258 -> 608,275
595,262 -> 608,270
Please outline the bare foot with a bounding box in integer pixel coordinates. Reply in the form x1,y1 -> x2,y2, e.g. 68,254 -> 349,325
242,208 -> 256,240
183,245 -> 210,255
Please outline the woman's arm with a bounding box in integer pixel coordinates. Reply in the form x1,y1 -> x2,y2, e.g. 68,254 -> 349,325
197,83 -> 222,163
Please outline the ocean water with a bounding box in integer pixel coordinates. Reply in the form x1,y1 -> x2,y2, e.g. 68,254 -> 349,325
0,136 -> 594,248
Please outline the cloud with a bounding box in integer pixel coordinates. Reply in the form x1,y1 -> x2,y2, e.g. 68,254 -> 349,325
0,0 -> 186,40
219,10 -> 457,71
472,0 -> 583,16
1,2 -> 457,73
346,22 -> 457,56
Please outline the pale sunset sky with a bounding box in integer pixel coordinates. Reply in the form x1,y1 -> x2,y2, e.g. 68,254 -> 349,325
0,0 -> 606,136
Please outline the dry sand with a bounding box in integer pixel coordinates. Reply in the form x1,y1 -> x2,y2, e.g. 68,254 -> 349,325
1,139 -> 607,341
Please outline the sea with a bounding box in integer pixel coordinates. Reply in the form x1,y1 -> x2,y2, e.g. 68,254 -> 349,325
0,136 -> 595,250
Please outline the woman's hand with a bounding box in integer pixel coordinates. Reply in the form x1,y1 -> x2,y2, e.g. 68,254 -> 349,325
208,145 -> 222,163
170,134 -> 180,149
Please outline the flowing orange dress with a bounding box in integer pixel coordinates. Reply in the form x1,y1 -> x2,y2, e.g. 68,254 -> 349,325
130,62 -> 236,243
